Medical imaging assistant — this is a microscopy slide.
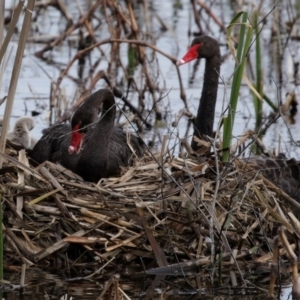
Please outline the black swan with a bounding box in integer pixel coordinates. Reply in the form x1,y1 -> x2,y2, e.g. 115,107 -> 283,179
177,35 -> 300,201
0,116 -> 37,149
30,89 -> 143,182
177,35 -> 220,151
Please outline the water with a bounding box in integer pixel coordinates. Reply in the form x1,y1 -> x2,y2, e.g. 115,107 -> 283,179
1,0 -> 300,158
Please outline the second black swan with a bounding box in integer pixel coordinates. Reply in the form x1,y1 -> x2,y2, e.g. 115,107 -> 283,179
177,35 -> 300,201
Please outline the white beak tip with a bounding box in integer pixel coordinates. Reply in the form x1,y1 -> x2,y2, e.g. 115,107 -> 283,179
68,145 -> 75,154
176,59 -> 186,66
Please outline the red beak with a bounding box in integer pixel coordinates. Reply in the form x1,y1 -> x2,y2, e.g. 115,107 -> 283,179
68,124 -> 84,154
176,43 -> 202,66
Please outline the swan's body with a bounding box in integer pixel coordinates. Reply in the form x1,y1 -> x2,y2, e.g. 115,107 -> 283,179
246,154 -> 300,201
177,36 -> 300,201
30,89 -> 143,182
1,116 -> 37,149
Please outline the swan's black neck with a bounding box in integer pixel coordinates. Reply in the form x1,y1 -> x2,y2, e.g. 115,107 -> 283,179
74,89 -> 116,163
72,89 -> 115,131
191,53 -> 221,151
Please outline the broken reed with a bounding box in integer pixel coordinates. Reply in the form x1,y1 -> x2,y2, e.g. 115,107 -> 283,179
222,11 -> 253,162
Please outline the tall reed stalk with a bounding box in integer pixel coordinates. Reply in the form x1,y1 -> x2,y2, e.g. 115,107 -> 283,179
253,12 -> 263,128
0,1 -> 24,65
0,0 -> 4,45
222,12 -> 253,162
0,0 -> 36,168
0,0 -> 35,282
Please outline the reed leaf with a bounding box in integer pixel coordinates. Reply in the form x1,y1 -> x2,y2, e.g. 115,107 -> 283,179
222,12 -> 253,163
263,93 -> 278,112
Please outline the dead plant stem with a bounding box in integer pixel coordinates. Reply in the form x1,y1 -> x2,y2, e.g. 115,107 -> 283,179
0,0 -> 35,168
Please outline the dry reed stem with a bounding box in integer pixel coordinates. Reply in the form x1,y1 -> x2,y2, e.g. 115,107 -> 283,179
0,1 -> 23,65
0,0 -> 35,168
0,0 -> 4,47
16,150 -> 26,219
278,227 -> 300,299
267,236 -> 278,299
34,0 -> 102,58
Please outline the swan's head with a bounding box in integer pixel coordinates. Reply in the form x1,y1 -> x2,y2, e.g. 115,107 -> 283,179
176,35 -> 220,66
68,102 -> 98,155
68,121 -> 85,154
68,89 -> 113,155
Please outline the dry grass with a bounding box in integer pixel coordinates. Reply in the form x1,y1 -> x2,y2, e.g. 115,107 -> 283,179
1,1 -> 300,298
1,142 -> 300,298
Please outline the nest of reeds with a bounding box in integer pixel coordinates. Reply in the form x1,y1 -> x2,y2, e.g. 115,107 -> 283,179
1,142 -> 300,298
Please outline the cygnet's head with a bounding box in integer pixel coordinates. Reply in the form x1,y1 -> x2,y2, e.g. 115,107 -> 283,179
14,116 -> 35,131
7,116 -> 36,149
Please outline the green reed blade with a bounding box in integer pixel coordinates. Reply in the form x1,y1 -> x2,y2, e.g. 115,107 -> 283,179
222,11 -> 253,162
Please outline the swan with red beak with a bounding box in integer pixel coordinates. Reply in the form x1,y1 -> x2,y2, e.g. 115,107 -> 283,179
30,89 -> 143,182
176,36 -> 221,150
